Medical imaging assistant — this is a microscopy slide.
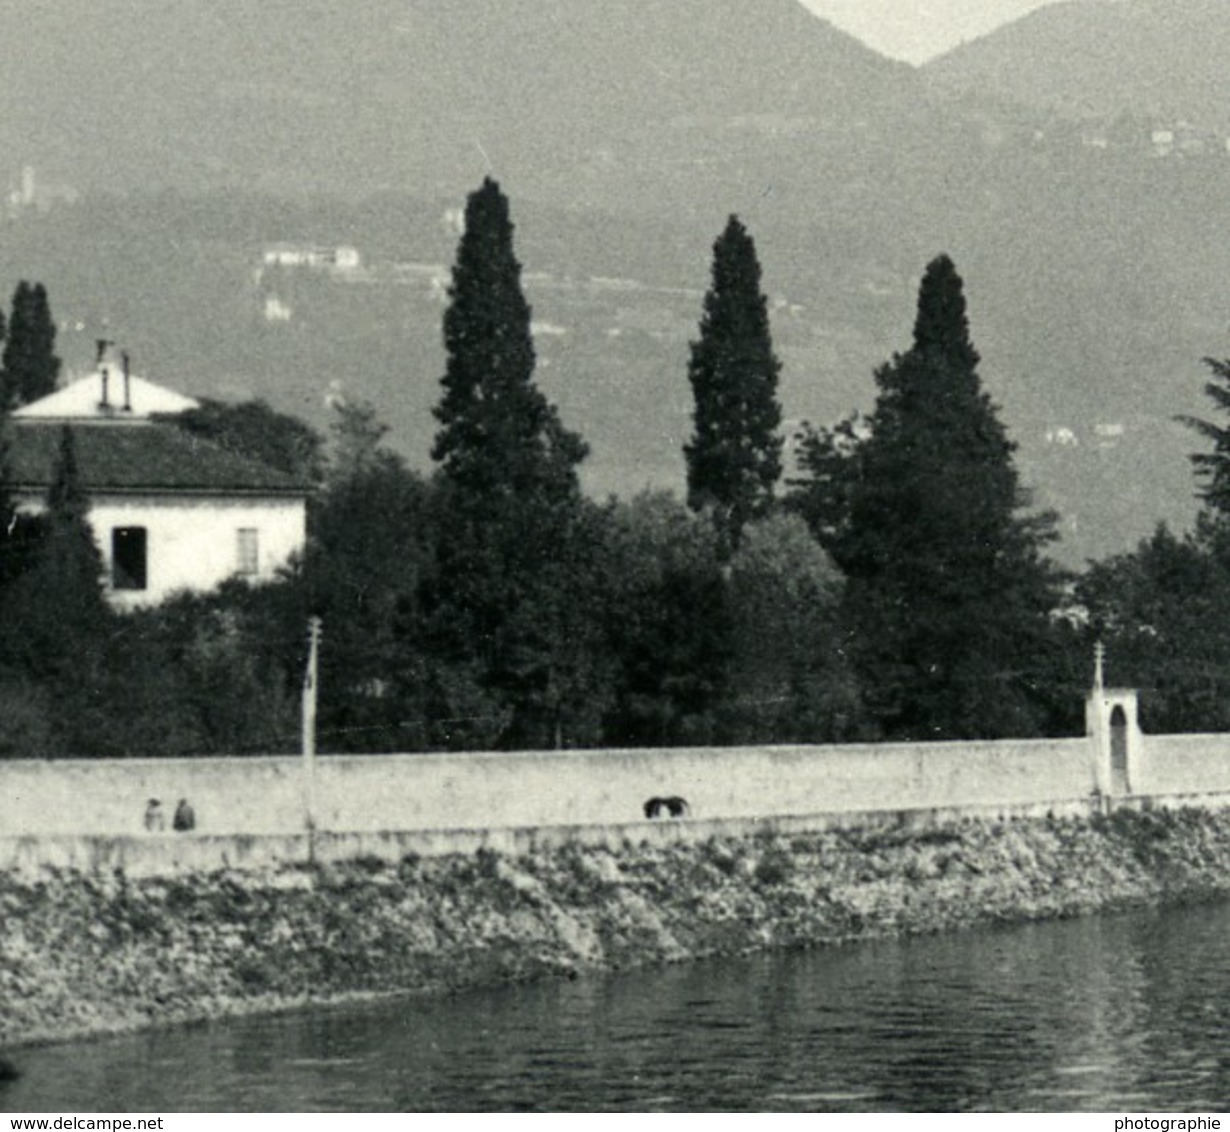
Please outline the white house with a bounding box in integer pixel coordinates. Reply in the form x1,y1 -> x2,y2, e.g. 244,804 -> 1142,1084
7,368 -> 310,609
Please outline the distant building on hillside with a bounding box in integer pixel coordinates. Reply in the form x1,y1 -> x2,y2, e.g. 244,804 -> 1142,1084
1151,128 -> 1176,157
262,243 -> 361,271
4,165 -> 78,216
7,360 -> 310,608
263,295 -> 294,323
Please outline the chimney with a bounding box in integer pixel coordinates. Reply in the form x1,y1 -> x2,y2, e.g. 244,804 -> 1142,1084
95,338 -> 113,410
122,351 -> 132,412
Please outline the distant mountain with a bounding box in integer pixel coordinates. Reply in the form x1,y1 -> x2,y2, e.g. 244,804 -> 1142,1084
924,0 -> 1230,132
8,0 -> 1230,566
0,0 -> 922,208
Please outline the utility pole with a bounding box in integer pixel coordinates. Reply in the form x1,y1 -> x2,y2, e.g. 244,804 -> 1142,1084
302,616 -> 322,855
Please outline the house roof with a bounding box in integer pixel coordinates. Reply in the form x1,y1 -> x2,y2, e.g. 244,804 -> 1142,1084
4,422 -> 312,496
12,370 -> 202,421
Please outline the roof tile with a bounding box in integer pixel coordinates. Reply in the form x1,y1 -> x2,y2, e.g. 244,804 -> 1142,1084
3,423 -> 312,495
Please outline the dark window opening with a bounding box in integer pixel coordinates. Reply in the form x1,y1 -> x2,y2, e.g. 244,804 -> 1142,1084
1110,703 -> 1129,794
112,526 -> 148,591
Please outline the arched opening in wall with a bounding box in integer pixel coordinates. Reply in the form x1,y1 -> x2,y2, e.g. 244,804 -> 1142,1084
1110,704 -> 1130,794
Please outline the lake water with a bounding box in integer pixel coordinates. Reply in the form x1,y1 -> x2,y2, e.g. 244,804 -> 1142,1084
6,900 -> 1230,1112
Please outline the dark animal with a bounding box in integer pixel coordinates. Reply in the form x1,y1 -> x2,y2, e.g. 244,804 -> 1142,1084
643,795 -> 689,819
172,798 -> 196,832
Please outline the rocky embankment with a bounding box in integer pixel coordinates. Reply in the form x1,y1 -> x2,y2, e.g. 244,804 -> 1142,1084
5,807 -> 1230,1048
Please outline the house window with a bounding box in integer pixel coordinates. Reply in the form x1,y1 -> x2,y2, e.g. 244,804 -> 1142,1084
236,528 -> 260,576
112,527 -> 148,591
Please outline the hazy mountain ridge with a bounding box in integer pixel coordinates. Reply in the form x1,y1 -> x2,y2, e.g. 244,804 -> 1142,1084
925,0 -> 1230,133
0,0 -> 925,207
3,1 -> 1230,564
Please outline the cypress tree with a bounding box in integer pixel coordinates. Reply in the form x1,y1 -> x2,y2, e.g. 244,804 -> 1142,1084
1,282 -> 61,410
423,178 -> 595,748
37,426 -> 107,638
432,176 -> 587,504
0,427 -> 109,755
684,215 -> 782,550
1176,356 -> 1230,520
794,254 -> 1062,739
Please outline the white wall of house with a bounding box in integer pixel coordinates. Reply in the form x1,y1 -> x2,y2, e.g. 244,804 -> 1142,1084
16,493 -> 307,608
94,494 -> 306,607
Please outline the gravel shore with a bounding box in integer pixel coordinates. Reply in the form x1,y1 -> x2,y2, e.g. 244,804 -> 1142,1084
5,807 -> 1230,1050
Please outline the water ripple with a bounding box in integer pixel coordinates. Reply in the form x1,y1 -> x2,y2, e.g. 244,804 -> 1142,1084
9,901 -> 1230,1112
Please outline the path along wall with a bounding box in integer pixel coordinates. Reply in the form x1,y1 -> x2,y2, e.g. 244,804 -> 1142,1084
4,721 -> 1230,844
3,738 -> 1097,839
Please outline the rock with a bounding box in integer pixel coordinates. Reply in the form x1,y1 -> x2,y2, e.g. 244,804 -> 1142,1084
7,810 -> 1230,1048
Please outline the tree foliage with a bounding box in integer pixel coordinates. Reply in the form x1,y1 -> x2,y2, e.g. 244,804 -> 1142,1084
790,254 -> 1064,739
0,428 -> 111,753
1,281 -> 60,410
432,176 -> 587,505
306,441 -> 438,752
684,215 -> 782,551
1177,356 -> 1230,519
721,512 -> 862,742
600,492 -> 733,746
1078,520 -> 1230,733
326,394 -> 393,484
423,178 -> 596,748
173,398 -> 325,483
28,426 -> 108,648
0,232 -> 1141,756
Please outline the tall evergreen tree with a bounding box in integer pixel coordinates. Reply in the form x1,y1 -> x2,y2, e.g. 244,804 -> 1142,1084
20,426 -> 108,652
1176,356 -> 1230,519
0,427 -> 110,754
684,215 -> 782,550
791,254 -> 1063,739
1,282 -> 61,410
423,178 -> 595,748
432,176 -> 587,504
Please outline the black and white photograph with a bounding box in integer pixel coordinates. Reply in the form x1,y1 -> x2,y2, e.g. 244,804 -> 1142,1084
2,0 -> 1230,1116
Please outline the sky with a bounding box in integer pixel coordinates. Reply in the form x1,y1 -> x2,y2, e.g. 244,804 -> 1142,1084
798,0 -> 1057,64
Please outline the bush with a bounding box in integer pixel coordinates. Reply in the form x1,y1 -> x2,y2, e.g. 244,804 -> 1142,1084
476,846 -> 502,879
753,844 -> 794,887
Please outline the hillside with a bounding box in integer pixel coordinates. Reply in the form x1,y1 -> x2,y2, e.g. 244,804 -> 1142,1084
924,0 -> 1230,133
0,0 -> 922,210
5,1 -> 1230,564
